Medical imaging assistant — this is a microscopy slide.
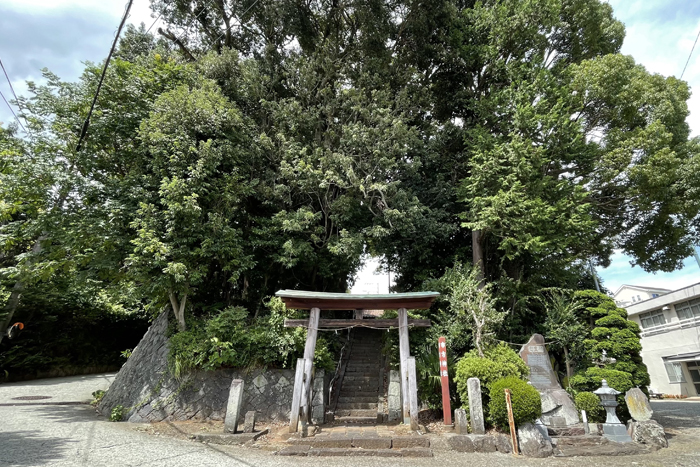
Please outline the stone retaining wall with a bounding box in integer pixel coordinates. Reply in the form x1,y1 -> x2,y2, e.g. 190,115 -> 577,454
98,311 -> 327,424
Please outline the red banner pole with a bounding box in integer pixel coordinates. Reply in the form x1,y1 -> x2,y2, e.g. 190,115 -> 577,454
438,336 -> 452,425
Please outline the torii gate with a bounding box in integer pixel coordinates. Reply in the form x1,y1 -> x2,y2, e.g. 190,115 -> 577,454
276,290 -> 440,432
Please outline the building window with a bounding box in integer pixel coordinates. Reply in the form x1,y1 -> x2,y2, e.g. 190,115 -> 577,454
639,309 -> 666,329
632,296 -> 636,303
637,295 -> 642,301
664,362 -> 686,383
676,298 -> 700,321
652,293 -> 659,298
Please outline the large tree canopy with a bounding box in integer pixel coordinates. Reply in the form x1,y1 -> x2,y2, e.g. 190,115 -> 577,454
1,0 -> 699,363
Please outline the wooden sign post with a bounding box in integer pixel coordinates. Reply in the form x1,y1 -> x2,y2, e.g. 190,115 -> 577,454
505,389 -> 519,455
438,337 -> 452,426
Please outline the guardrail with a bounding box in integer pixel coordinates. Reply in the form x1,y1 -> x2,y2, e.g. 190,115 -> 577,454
640,316 -> 700,337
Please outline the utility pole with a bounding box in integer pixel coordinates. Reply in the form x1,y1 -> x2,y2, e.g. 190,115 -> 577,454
589,260 -> 601,293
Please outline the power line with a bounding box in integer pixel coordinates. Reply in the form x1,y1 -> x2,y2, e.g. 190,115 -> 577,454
0,57 -> 29,134
0,88 -> 26,133
75,0 -> 134,153
213,0 -> 261,45
681,27 -> 700,79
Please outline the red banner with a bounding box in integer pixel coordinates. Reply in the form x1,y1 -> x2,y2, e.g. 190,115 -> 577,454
438,336 -> 452,425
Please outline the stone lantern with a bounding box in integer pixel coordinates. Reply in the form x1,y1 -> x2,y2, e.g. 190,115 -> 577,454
593,379 -> 632,442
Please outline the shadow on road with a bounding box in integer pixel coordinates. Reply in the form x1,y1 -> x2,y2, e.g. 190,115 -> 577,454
651,401 -> 700,429
0,430 -> 75,465
31,403 -> 100,424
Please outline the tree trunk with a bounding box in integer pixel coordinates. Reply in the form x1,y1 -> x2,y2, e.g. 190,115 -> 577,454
563,346 -> 572,382
472,230 -> 485,288
169,291 -> 188,332
0,235 -> 46,345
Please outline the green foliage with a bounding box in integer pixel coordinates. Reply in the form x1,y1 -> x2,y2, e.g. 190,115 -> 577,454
574,391 -> 604,423
414,343 -> 456,409
569,367 -> 634,421
427,263 -> 505,357
91,390 -> 106,406
2,0 -> 700,379
455,343 -> 529,415
488,376 -> 542,431
541,289 -> 587,381
572,291 -> 650,389
110,405 -> 125,422
168,298 -> 335,376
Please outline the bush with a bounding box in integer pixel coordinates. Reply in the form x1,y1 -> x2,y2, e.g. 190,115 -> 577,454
574,391 -> 604,423
168,298 -> 336,377
454,343 -> 529,423
488,377 -> 542,431
455,343 -> 529,404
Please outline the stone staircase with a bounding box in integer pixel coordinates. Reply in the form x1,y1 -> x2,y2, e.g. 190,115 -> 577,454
333,328 -> 384,424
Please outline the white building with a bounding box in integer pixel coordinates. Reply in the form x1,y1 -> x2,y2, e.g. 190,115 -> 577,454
621,283 -> 700,396
612,284 -> 671,308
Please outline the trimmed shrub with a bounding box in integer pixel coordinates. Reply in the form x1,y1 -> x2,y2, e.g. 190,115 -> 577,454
455,343 -> 529,403
488,376 -> 542,431
574,391 -> 604,423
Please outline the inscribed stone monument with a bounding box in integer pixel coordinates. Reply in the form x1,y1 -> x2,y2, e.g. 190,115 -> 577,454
519,334 -> 578,427
225,379 -> 245,433
467,377 -> 485,435
625,388 -> 653,422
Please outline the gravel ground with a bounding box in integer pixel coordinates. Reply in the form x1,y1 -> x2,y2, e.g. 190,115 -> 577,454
1,375 -> 700,467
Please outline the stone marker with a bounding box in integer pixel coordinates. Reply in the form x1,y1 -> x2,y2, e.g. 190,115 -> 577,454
625,387 -> 653,421
243,411 -> 256,433
467,378 -> 485,435
519,334 -> 579,427
581,410 -> 590,434
225,379 -> 244,433
454,408 -> 468,435
388,370 -> 401,423
517,422 -> 553,458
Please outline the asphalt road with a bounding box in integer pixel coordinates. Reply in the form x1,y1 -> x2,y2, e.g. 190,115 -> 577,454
2,374 -> 700,467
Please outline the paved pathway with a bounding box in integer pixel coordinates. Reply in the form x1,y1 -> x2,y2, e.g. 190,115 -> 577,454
2,374 -> 700,466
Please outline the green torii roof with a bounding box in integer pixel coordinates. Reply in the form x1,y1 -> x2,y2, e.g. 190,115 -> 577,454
275,290 -> 440,310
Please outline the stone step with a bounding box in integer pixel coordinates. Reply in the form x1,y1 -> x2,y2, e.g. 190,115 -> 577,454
343,376 -> 379,383
278,446 -> 433,457
553,435 -> 608,447
338,396 -> 378,404
332,416 -> 378,424
335,409 -> 378,417
336,402 -> 378,410
338,389 -> 379,395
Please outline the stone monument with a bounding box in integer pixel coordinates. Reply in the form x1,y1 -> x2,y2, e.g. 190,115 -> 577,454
467,377 -> 485,434
225,379 -> 245,433
519,334 -> 578,427
625,388 -> 653,422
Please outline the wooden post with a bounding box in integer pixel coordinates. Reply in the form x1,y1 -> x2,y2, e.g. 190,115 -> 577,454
438,337 -> 452,425
289,358 -> 306,432
398,307 -> 410,424
505,389 -> 519,455
407,356 -> 419,430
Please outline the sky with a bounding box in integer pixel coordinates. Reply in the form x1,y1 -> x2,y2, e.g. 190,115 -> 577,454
0,0 -> 699,294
